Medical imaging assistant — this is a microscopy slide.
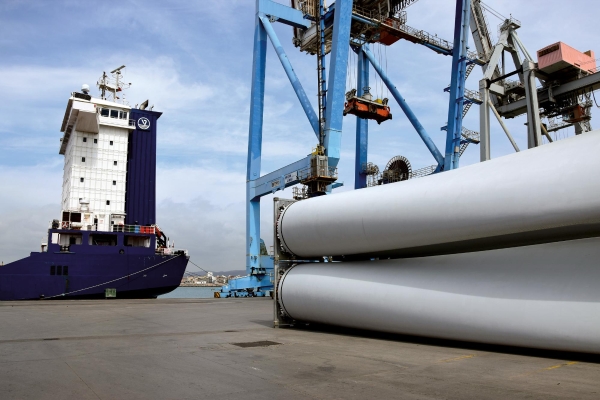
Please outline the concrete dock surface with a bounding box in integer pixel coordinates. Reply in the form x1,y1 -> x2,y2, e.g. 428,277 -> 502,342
0,298 -> 599,400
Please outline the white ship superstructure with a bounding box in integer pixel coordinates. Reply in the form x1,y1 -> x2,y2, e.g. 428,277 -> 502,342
58,68 -> 134,231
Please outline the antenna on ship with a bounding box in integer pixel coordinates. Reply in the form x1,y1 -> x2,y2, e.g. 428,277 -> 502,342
97,65 -> 131,104
98,72 -> 108,100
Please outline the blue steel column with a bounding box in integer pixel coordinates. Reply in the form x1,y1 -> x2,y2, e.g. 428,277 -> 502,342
444,0 -> 471,171
318,0 -> 327,145
362,46 -> 445,168
246,7 -> 267,275
323,0 -> 353,168
355,45 -> 369,189
259,15 -> 320,138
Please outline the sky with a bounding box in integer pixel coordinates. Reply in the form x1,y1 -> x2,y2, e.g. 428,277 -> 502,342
1,0 -> 599,272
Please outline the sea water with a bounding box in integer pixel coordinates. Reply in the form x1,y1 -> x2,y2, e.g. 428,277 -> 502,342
159,286 -> 222,299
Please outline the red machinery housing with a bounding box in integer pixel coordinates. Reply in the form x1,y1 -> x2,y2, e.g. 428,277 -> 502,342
343,89 -> 392,124
537,42 -> 596,75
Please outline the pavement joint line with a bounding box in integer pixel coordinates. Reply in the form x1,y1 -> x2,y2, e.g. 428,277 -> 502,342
0,327 -> 268,344
0,340 -> 215,365
438,354 -> 477,363
343,353 -> 412,370
64,360 -> 102,400
0,298 -> 253,308
0,299 -> 250,308
511,361 -> 580,379
544,361 -> 578,370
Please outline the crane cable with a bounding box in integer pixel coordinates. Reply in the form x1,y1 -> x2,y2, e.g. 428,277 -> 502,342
347,47 -> 356,94
384,44 -> 389,99
187,259 -> 210,274
479,1 -> 507,21
373,44 -> 382,99
397,0 -> 422,11
378,44 -> 384,99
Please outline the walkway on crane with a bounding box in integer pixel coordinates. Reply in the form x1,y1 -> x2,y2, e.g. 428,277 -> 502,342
296,2 -> 485,64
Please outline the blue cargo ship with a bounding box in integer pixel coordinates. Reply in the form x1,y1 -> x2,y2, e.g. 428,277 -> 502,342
0,67 -> 189,300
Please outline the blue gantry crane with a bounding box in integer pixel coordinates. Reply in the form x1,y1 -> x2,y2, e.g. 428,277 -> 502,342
219,0 -> 477,297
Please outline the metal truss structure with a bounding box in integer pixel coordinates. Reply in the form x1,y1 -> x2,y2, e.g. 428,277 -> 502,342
217,0 -> 477,297
472,0 -> 600,159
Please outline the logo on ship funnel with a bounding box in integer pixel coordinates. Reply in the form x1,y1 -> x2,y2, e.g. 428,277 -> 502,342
137,117 -> 150,130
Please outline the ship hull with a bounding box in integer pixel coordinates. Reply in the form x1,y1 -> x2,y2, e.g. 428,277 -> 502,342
0,251 -> 188,301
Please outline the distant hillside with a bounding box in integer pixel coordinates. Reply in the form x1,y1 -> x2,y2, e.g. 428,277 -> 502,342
214,270 -> 247,276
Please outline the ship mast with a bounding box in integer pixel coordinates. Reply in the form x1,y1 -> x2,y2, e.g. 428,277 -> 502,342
97,65 -> 131,104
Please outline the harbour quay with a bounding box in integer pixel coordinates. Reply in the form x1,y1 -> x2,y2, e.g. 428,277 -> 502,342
0,298 -> 598,400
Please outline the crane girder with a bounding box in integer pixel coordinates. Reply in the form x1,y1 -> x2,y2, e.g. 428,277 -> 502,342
497,72 -> 600,119
394,0 -> 421,11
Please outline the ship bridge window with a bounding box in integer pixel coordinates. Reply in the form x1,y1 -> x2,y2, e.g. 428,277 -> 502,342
100,108 -> 129,120
89,234 -> 117,246
58,233 -> 82,246
125,235 -> 151,248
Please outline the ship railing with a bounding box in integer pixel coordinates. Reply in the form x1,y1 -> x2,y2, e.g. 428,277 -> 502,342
297,165 -> 338,181
498,16 -> 521,33
156,247 -> 188,256
352,5 -> 408,26
51,221 -> 84,230
112,224 -> 156,234
50,221 -> 157,234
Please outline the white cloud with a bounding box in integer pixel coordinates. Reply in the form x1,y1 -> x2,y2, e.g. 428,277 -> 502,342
0,204 -> 57,265
0,163 -> 62,263
156,163 -> 245,206
156,197 -> 246,271
123,57 -> 216,112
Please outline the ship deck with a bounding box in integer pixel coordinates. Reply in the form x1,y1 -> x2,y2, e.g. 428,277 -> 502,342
0,298 -> 599,399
